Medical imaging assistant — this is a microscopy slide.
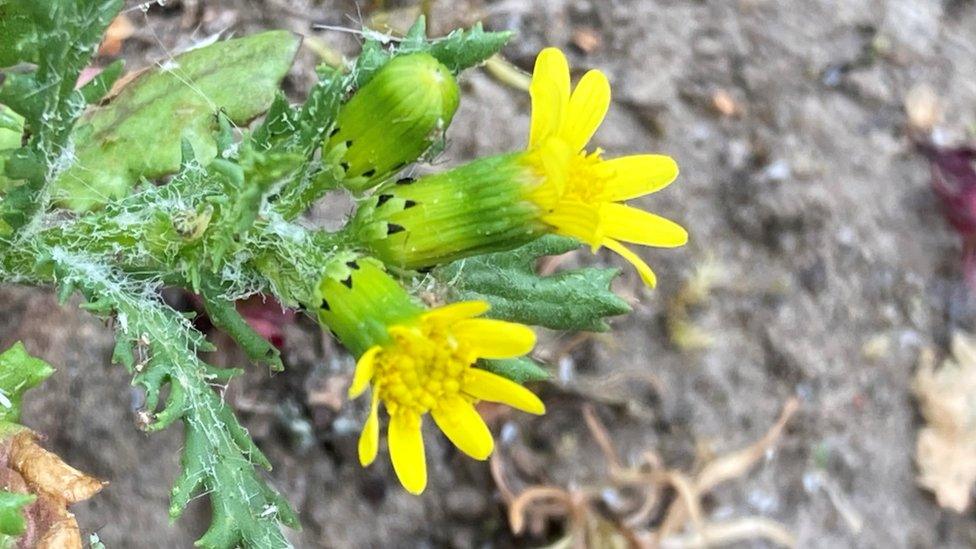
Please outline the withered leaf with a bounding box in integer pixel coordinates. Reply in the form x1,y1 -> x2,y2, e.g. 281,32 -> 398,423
0,429 -> 105,548
913,332 -> 976,512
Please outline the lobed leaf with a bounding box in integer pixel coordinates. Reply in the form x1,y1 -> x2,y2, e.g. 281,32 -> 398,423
49,251 -> 298,548
401,19 -> 513,74
435,236 -> 632,332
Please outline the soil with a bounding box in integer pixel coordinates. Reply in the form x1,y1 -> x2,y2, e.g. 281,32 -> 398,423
3,0 -> 976,547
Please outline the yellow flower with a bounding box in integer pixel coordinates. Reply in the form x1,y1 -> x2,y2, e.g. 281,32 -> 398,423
348,300 -> 545,494
523,47 -> 688,287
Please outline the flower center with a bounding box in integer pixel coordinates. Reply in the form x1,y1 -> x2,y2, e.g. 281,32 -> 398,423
563,150 -> 610,203
373,319 -> 476,420
525,140 -> 613,209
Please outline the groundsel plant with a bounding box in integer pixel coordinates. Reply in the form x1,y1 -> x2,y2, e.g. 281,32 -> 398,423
0,1 -> 686,547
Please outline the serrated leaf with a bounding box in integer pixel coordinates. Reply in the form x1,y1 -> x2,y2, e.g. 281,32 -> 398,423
435,236 -> 631,332
420,22 -> 513,73
50,252 -> 297,548
53,31 -> 301,211
386,17 -> 512,74
0,492 -> 34,539
0,342 -> 55,424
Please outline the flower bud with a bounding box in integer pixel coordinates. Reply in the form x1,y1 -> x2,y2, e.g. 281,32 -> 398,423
348,153 -> 547,269
327,53 -> 460,192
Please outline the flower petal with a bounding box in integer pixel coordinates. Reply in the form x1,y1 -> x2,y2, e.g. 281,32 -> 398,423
540,199 -> 602,247
602,238 -> 658,288
526,137 -> 575,207
561,69 -> 610,151
453,319 -> 536,359
600,203 -> 688,248
388,413 -> 427,494
358,392 -> 380,466
529,48 -> 570,148
464,368 -> 546,415
422,300 -> 489,322
432,397 -> 494,460
349,345 -> 380,398
604,155 -> 679,201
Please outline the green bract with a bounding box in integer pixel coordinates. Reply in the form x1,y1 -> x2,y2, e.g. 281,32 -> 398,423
349,153 -> 546,268
315,259 -> 424,356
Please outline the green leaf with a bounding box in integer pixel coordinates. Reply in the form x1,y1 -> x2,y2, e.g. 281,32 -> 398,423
481,357 -> 549,384
0,105 -> 22,149
53,31 -> 301,211
435,236 -> 632,332
0,342 -> 55,424
78,58 -> 124,104
395,17 -> 512,74
0,492 -> 34,539
0,0 -> 122,235
199,276 -> 283,372
50,252 -> 298,548
0,104 -> 24,194
416,22 -> 513,74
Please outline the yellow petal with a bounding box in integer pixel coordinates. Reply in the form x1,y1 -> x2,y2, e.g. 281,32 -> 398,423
600,203 -> 688,248
540,199 -> 602,247
604,155 -> 679,201
527,137 -> 574,207
388,413 -> 427,494
432,396 -> 494,460
464,368 -> 546,415
560,69 -> 610,151
358,392 -> 380,466
602,238 -> 658,288
529,48 -> 570,148
422,300 -> 489,322
453,319 -> 536,359
349,345 -> 380,398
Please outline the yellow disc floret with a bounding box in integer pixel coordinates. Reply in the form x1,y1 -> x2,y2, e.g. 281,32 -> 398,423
348,301 -> 545,495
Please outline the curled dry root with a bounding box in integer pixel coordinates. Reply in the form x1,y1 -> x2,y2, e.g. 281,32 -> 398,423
495,398 -> 799,548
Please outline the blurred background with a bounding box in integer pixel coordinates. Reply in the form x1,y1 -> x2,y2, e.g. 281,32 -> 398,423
3,0 -> 976,546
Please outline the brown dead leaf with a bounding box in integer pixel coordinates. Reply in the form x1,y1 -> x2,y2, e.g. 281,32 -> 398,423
307,375 -> 349,412
712,89 -> 741,117
913,333 -> 976,512
572,27 -> 603,54
98,14 -> 135,57
0,431 -> 106,548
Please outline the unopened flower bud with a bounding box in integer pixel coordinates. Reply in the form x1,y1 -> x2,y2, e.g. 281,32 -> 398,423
327,53 -> 460,192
